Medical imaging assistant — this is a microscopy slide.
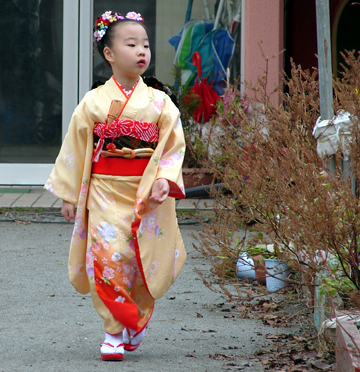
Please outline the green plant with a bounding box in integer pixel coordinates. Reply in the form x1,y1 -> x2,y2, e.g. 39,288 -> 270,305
246,244 -> 278,260
168,65 -> 199,135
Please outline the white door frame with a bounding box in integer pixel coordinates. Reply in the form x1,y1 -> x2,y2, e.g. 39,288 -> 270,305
63,0 -> 94,136
0,0 -> 93,185
79,0 -> 94,110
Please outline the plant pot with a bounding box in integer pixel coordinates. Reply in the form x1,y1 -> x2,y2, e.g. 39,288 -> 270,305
182,168 -> 214,190
264,259 -> 290,292
254,257 -> 266,285
335,316 -> 360,371
236,253 -> 256,279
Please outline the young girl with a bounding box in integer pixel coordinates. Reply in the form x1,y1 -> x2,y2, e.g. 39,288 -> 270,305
45,10 -> 186,361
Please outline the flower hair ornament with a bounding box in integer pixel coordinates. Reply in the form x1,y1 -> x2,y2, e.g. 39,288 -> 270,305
94,11 -> 144,41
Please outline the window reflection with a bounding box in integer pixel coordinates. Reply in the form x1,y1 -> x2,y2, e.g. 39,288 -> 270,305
0,0 -> 63,163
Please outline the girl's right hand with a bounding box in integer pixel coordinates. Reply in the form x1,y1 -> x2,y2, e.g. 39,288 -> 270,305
61,200 -> 75,222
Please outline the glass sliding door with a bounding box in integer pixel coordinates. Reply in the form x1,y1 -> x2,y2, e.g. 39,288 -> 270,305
0,0 -> 82,185
0,0 -> 157,184
0,0 -> 63,164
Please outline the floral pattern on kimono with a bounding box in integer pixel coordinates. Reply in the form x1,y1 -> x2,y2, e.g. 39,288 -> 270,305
45,76 -> 187,331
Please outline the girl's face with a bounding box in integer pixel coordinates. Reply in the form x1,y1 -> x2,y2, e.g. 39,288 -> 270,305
104,22 -> 151,83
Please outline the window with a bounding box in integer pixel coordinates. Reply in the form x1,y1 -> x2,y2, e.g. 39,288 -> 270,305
0,0 -> 63,164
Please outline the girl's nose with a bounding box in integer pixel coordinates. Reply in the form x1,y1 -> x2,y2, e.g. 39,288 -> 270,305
138,47 -> 146,56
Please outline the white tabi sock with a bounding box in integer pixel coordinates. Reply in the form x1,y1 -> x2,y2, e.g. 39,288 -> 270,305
123,327 -> 146,345
104,331 -> 123,346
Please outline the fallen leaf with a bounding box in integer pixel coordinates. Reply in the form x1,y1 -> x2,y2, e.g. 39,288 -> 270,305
311,360 -> 334,370
263,302 -> 278,310
15,220 -> 31,225
302,350 -> 318,361
209,354 -> 235,361
263,314 -> 278,320
232,305 -> 249,312
290,352 -> 304,364
293,335 -> 307,342
258,287 -> 269,295
254,350 -> 267,356
266,334 -> 280,339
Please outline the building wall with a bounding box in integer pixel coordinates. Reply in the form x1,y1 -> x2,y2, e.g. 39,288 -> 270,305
155,0 -> 217,85
243,0 -> 284,103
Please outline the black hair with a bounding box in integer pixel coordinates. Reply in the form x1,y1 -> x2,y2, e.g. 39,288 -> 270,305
95,14 -> 147,67
143,76 -> 179,109
91,80 -> 105,90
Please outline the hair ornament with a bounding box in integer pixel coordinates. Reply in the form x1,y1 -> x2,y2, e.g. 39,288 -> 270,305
124,12 -> 144,22
94,11 -> 144,41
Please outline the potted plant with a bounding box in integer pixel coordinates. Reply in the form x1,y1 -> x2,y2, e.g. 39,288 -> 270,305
247,243 -> 290,291
247,244 -> 277,286
169,66 -> 216,191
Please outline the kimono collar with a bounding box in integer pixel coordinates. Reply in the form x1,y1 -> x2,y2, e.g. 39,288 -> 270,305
113,76 -> 139,98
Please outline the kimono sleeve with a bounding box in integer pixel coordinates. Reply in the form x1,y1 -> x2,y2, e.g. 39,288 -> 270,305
156,96 -> 186,199
44,103 -> 94,205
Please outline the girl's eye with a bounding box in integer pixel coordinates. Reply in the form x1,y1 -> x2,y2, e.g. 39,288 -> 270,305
128,44 -> 135,47
144,45 -> 149,49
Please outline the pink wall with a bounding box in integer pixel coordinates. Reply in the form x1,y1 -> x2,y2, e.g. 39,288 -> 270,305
243,0 -> 284,104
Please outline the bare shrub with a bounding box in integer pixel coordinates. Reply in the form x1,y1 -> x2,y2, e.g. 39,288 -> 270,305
194,51 -> 360,306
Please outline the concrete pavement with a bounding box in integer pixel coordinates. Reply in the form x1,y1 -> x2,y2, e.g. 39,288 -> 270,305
0,218 -> 307,372
0,185 -> 214,211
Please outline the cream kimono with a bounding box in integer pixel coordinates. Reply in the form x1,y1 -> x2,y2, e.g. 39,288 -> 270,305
45,76 -> 186,333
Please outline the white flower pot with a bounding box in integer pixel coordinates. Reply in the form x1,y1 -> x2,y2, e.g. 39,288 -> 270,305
236,253 -> 256,279
264,259 -> 290,292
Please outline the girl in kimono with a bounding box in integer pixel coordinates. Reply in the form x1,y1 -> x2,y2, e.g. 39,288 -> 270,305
45,10 -> 186,361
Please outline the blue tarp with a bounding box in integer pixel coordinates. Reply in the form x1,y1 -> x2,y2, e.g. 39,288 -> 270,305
169,21 -> 235,95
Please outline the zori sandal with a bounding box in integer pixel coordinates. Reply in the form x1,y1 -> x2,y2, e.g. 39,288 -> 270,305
100,342 -> 124,361
123,326 -> 147,352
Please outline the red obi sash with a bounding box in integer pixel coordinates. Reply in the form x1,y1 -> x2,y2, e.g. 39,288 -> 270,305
92,157 -> 150,176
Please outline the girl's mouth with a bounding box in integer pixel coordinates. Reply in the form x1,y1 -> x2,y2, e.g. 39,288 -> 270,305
137,59 -> 146,66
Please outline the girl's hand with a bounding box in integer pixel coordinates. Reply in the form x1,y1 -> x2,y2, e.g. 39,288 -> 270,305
61,200 -> 75,222
150,178 -> 170,205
